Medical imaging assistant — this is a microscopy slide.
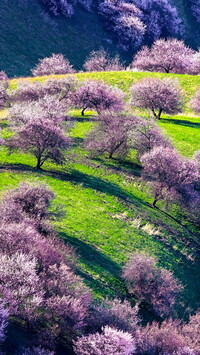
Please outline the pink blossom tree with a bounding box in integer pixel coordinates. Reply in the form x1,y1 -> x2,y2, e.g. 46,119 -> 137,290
6,119 -> 71,169
31,54 -> 75,76
182,311 -> 200,353
141,146 -> 199,207
0,252 -> 44,321
10,81 -> 47,103
0,71 -> 8,81
194,149 -> 200,171
0,222 -> 75,271
85,114 -> 135,159
73,326 -> 135,355
11,77 -> 77,104
130,77 -> 184,119
9,96 -> 67,127
0,80 -> 9,109
87,298 -> 139,334
190,87 -> 200,113
74,80 -> 125,115
136,320 -> 192,355
39,262 -> 91,344
129,119 -> 172,158
0,183 -> 55,224
84,50 -> 124,72
132,39 -> 194,74
188,51 -> 200,75
122,252 -> 182,318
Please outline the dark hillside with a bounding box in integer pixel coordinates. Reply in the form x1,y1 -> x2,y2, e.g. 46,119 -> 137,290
0,0 -> 119,77
0,0 -> 199,76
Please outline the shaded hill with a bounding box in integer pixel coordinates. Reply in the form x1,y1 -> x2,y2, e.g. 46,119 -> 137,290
0,0 -> 200,78
0,0 -> 120,77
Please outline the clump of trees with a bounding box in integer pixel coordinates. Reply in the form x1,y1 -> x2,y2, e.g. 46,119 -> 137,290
73,80 -> 125,115
1,184 -> 200,354
31,54 -> 75,76
11,77 -> 77,104
83,50 -> 124,72
132,38 -> 194,74
132,0 -> 183,42
130,77 -> 184,119
99,0 -> 182,51
99,1 -> 145,51
0,183 -> 92,353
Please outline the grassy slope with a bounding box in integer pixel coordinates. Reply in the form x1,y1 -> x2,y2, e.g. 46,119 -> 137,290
0,0 -> 200,77
0,71 -> 200,316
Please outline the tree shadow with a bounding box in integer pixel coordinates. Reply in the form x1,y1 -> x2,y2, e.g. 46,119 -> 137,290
94,157 -> 142,177
0,162 -> 35,172
72,136 -> 84,146
67,114 -> 97,122
0,162 -> 148,208
162,118 -> 200,128
41,168 -> 148,208
0,121 -> 9,128
60,232 -> 126,298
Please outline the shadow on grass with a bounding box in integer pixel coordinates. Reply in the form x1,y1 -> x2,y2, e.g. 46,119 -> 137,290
162,118 -> 200,128
94,157 -> 142,177
43,168 -> 148,208
72,136 -> 84,146
0,162 -> 148,207
0,121 -> 9,128
67,114 -> 97,122
60,232 -> 126,298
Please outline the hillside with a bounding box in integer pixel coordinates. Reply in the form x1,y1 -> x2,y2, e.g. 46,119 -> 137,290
0,0 -> 200,77
0,70 -> 200,319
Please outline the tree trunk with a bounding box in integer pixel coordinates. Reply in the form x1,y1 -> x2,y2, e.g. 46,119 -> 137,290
157,108 -> 163,120
152,198 -> 158,208
152,109 -> 157,119
81,107 -> 87,116
36,157 -> 42,169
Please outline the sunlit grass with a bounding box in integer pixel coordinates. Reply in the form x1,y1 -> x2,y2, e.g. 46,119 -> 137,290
0,71 -> 199,311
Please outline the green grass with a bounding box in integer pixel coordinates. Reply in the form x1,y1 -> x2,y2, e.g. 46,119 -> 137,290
0,71 -> 200,317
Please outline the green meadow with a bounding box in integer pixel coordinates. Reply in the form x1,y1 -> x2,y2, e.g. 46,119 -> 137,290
0,71 -> 200,317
